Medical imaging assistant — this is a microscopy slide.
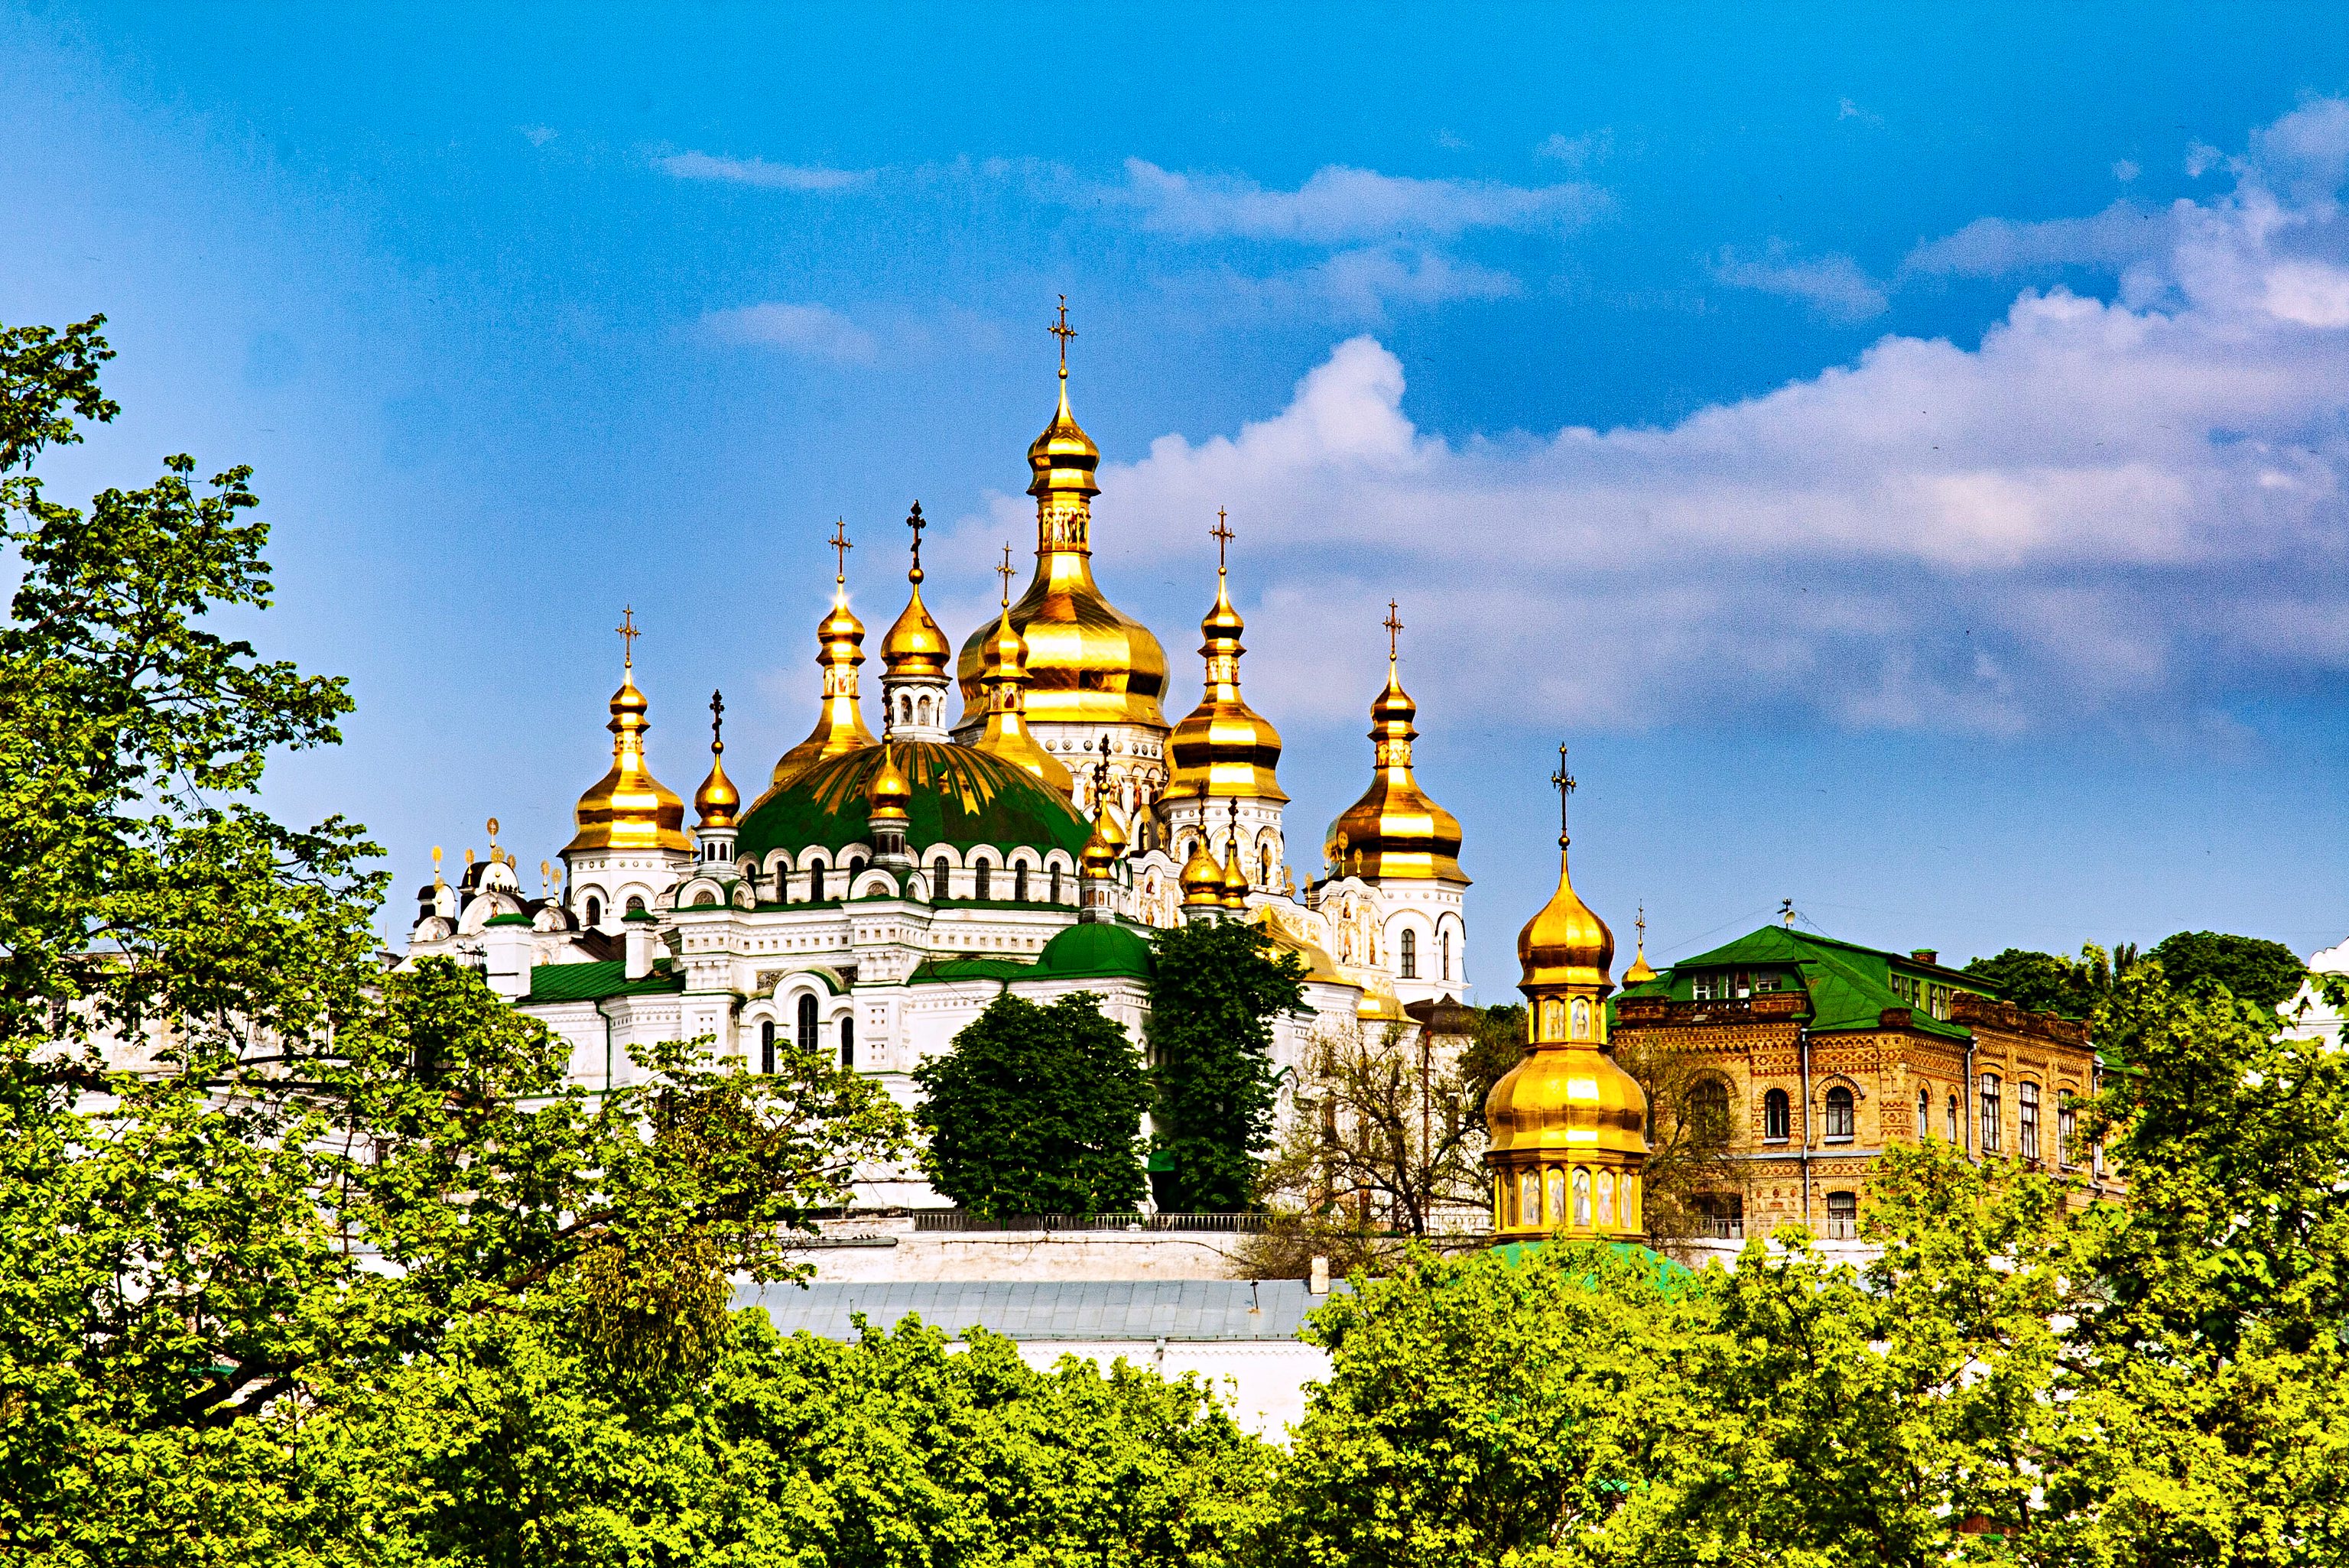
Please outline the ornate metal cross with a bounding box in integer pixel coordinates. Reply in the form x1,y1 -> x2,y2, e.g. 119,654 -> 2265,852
829,518 -> 851,583
616,605 -> 639,666
1051,295 -> 1076,372
996,544 -> 1015,606
1384,599 -> 1403,661
1211,507 -> 1233,572
905,501 -> 926,579
710,688 -> 726,748
1551,742 -> 1575,836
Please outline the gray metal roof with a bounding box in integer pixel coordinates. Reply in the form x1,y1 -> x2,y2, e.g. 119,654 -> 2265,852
737,1278 -> 1342,1342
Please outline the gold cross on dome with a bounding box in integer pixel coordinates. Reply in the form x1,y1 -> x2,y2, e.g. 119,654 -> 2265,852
1551,742 -> 1576,836
1383,599 -> 1403,661
616,605 -> 639,667
710,688 -> 726,747
1210,508 -> 1233,573
997,543 -> 1015,606
1050,296 -> 1076,374
829,518 -> 852,584
905,501 -> 926,581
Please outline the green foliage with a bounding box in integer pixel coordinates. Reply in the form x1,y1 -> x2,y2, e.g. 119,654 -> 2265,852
1963,942 -> 2139,1017
2147,928 -> 2308,1011
914,991 -> 1150,1218
1145,917 -> 1305,1213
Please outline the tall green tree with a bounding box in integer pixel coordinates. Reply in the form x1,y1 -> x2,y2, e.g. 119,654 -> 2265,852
1145,917 -> 1304,1213
2146,929 -> 2307,1011
914,990 -> 1150,1218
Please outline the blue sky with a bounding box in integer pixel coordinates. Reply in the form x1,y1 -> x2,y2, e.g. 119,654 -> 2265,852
6,5 -> 2349,979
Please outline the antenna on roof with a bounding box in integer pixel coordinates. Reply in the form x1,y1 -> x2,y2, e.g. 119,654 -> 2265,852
1780,898 -> 1795,928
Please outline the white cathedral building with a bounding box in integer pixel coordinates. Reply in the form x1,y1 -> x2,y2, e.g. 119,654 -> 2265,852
404,326 -> 1472,1209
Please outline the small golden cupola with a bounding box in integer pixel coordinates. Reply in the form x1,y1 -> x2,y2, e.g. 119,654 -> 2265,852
566,609 -> 692,856
880,502 -> 957,742
972,544 -> 1076,795
1486,745 -> 1648,1242
1180,838 -> 1226,911
1324,602 -> 1465,884
1167,510 -> 1288,803
1620,905 -> 1659,987
692,689 -> 742,869
765,522 -> 878,802
865,744 -> 915,865
953,300 -> 1168,736
1218,800 -> 1252,909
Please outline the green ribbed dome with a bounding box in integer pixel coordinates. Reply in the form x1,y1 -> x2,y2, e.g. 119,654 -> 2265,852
734,741 -> 1092,868
1035,920 -> 1155,981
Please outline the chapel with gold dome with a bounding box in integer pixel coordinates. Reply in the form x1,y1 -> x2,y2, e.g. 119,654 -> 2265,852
400,304 -> 1485,1209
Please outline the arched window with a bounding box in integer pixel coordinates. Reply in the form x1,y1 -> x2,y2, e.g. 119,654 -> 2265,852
797,994 -> 817,1054
1571,998 -> 1593,1039
1441,930 -> 1452,981
760,1020 -> 775,1076
1517,1169 -> 1538,1228
2058,1091 -> 2077,1168
625,894 -> 646,915
932,855 -> 950,898
1763,1087 -> 1791,1142
2019,1080 -> 2041,1161
1980,1074 -> 2002,1152
776,861 -> 792,904
584,894 -> 603,929
1597,1169 -> 1616,1228
1048,865 -> 1061,904
1824,1085 -> 1854,1141
1572,1168 -> 1592,1228
1825,1190 -> 1858,1239
1399,928 -> 1417,979
838,1014 -> 855,1070
1259,846 -> 1273,886
847,856 -> 865,878
917,695 -> 931,727
1014,865 -> 1029,903
1688,1078 -> 1730,1144
1947,1093 -> 1959,1142
807,855 -> 827,900
1539,998 -> 1564,1040
1546,1167 -> 1567,1227
973,859 -> 991,901
1917,1086 -> 1931,1138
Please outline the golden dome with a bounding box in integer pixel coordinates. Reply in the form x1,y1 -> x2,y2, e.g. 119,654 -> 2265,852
866,745 -> 912,824
565,636 -> 690,856
1519,838 -> 1614,991
694,688 -> 741,830
1620,907 -> 1658,986
972,592 -> 1076,796
1483,1044 -> 1649,1161
1180,839 -> 1225,904
762,572 -> 878,802
1324,639 -> 1465,884
1220,831 -> 1251,907
1166,535 -> 1288,805
881,576 -> 952,680
954,310 -> 1168,734
1081,799 -> 1124,875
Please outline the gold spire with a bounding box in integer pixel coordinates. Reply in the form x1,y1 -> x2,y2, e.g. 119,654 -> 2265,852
694,688 -> 741,829
973,543 -> 1076,794
954,300 -> 1168,732
1486,745 -> 1646,1242
1220,800 -> 1251,908
764,524 -> 879,798
881,501 -> 953,678
866,743 -> 911,826
566,608 -> 691,855
1166,509 -> 1288,805
1621,904 -> 1659,986
1324,602 -> 1465,883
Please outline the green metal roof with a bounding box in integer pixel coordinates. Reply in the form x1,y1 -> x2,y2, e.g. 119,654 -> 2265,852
735,741 -> 1092,871
1034,920 -> 1155,981
1616,924 -> 1990,1040
525,959 -> 684,1004
907,955 -> 1035,985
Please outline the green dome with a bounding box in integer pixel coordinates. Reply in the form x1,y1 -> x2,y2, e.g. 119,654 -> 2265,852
734,741 -> 1092,869
1035,920 -> 1156,981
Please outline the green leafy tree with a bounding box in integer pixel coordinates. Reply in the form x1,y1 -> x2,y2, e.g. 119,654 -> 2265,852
1145,917 -> 1304,1213
2147,928 -> 2307,1011
914,990 -> 1150,1218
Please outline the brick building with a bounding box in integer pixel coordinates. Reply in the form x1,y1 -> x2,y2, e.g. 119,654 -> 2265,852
1612,923 -> 2113,1241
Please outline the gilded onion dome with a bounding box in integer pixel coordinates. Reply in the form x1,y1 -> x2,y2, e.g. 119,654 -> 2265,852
762,556 -> 878,803
1620,907 -> 1659,987
1081,797 -> 1125,875
694,689 -> 741,830
866,744 -> 913,826
1180,838 -> 1226,905
1220,833 -> 1252,908
565,625 -> 691,855
1166,530 -> 1287,804
972,564 -> 1076,795
881,553 -> 952,680
1324,618 -> 1465,883
954,307 -> 1168,733
1485,752 -> 1647,1242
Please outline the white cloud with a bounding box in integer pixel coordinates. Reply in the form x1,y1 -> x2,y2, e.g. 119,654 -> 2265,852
658,151 -> 875,191
1710,245 -> 1888,320
1117,158 -> 1608,243
1535,129 -> 1613,167
1227,245 -> 1521,324
703,302 -> 876,362
2113,158 -> 2140,183
1032,103 -> 2349,736
1903,200 -> 2180,278
1837,97 -> 1884,127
